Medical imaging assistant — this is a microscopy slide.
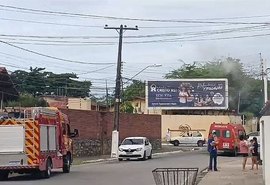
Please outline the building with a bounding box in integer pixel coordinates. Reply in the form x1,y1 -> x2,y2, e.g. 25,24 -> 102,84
42,96 -> 107,111
259,102 -> 270,185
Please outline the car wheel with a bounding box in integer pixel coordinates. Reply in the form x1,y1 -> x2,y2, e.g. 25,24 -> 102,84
63,154 -> 71,173
0,171 -> 9,181
141,151 -> 147,161
173,140 -> 179,146
41,159 -> 52,179
118,158 -> 123,161
148,150 -> 152,159
197,140 -> 204,147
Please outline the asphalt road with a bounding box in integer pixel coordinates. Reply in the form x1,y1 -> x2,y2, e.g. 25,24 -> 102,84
0,150 -> 209,185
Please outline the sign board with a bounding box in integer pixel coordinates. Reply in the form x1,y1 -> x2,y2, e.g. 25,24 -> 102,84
146,79 -> 228,110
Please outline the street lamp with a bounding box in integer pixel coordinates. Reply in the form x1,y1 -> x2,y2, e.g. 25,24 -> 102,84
127,64 -> 162,82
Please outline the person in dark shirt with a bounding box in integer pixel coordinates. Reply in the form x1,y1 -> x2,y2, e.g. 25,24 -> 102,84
251,137 -> 259,172
208,133 -> 218,171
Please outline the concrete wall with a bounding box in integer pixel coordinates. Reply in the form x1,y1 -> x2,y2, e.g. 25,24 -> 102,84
260,116 -> 269,185
161,115 -> 241,140
68,98 -> 92,110
61,109 -> 161,157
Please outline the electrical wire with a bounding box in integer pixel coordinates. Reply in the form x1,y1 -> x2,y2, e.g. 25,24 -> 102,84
0,40 -> 115,65
0,4 -> 270,25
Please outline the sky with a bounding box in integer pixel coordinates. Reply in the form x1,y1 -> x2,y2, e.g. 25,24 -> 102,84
1,0 -> 270,96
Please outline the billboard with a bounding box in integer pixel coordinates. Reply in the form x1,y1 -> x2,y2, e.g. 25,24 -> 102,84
146,79 -> 228,110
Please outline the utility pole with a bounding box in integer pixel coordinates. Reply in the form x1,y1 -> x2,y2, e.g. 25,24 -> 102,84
105,80 -> 109,111
104,25 -> 138,158
0,91 -> 3,112
260,53 -> 268,103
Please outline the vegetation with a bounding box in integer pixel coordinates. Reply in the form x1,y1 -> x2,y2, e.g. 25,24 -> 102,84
121,57 -> 264,116
10,67 -> 92,98
5,94 -> 48,107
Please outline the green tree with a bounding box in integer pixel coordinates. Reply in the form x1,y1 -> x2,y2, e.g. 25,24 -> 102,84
165,57 -> 263,115
10,68 -> 92,98
120,101 -> 134,113
5,94 -> 48,107
122,80 -> 145,101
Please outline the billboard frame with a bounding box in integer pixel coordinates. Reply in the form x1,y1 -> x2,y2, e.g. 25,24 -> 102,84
145,78 -> 229,110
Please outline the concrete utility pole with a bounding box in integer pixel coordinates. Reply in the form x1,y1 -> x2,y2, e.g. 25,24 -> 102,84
104,25 -> 138,158
260,53 -> 268,103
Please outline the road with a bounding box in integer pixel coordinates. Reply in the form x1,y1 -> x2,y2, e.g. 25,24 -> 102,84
0,150 -> 209,185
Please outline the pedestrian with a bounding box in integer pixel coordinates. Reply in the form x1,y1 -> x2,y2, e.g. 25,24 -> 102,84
251,137 -> 259,172
239,134 -> 249,171
208,132 -> 218,171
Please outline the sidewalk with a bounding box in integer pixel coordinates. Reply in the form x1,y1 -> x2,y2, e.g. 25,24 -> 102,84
198,157 -> 264,185
73,145 -> 202,165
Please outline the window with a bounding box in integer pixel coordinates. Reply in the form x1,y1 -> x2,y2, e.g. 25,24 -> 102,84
223,130 -> 231,138
212,130 -> 221,137
122,139 -> 144,145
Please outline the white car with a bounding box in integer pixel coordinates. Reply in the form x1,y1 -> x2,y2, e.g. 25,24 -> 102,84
118,137 -> 152,161
169,131 -> 206,147
247,131 -> 260,145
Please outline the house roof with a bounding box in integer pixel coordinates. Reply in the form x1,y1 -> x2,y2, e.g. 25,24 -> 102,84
0,67 -> 19,100
259,101 -> 270,117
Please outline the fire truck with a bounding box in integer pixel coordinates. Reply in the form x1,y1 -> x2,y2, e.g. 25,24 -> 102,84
0,107 -> 78,180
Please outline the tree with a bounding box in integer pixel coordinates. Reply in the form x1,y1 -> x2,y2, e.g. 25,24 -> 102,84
5,94 -> 48,107
120,101 -> 134,113
165,57 -> 264,115
10,67 -> 92,98
122,80 -> 145,101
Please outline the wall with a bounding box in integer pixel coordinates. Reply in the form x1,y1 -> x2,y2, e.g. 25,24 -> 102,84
61,109 -> 161,157
161,115 -> 241,140
260,116 -> 269,185
68,98 -> 92,110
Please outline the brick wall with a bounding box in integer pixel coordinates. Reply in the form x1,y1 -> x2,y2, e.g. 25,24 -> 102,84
61,109 -> 161,157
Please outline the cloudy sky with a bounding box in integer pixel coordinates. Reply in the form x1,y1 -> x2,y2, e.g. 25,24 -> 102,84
1,0 -> 270,96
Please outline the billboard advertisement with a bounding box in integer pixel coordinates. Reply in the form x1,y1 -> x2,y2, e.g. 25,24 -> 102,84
146,79 -> 228,110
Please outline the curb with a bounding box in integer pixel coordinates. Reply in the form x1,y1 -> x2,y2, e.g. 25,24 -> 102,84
81,148 -> 202,164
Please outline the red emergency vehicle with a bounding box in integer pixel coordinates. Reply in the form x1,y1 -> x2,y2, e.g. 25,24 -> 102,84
208,122 -> 246,156
0,107 -> 78,180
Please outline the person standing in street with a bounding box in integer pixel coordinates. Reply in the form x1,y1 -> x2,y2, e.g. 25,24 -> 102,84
208,132 -> 218,171
239,135 -> 249,171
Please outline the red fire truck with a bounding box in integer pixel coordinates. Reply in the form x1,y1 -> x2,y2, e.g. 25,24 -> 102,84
208,122 -> 246,156
0,107 -> 78,180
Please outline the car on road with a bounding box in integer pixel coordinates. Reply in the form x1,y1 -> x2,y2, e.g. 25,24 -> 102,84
169,131 -> 206,147
118,137 -> 152,161
247,131 -> 260,145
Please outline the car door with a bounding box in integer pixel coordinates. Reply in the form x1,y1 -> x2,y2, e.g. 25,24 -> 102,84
145,139 -> 151,156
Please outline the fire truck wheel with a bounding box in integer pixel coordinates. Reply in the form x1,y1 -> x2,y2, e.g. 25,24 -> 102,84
0,171 -> 9,181
41,159 -> 52,179
63,155 -> 71,173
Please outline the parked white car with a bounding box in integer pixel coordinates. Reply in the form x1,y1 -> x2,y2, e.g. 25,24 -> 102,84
169,131 -> 206,147
247,131 -> 260,145
118,137 -> 152,161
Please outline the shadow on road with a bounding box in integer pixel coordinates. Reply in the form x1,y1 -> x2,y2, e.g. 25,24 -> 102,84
4,171 -> 64,182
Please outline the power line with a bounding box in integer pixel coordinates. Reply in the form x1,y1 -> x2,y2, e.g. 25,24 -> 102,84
0,17 -> 104,28
0,40 -> 115,65
77,64 -> 115,75
0,4 -> 270,25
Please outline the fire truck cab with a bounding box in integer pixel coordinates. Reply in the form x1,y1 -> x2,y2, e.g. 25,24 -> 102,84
0,107 -> 78,180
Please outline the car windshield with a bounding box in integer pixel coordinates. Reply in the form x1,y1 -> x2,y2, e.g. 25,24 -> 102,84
122,139 -> 144,145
